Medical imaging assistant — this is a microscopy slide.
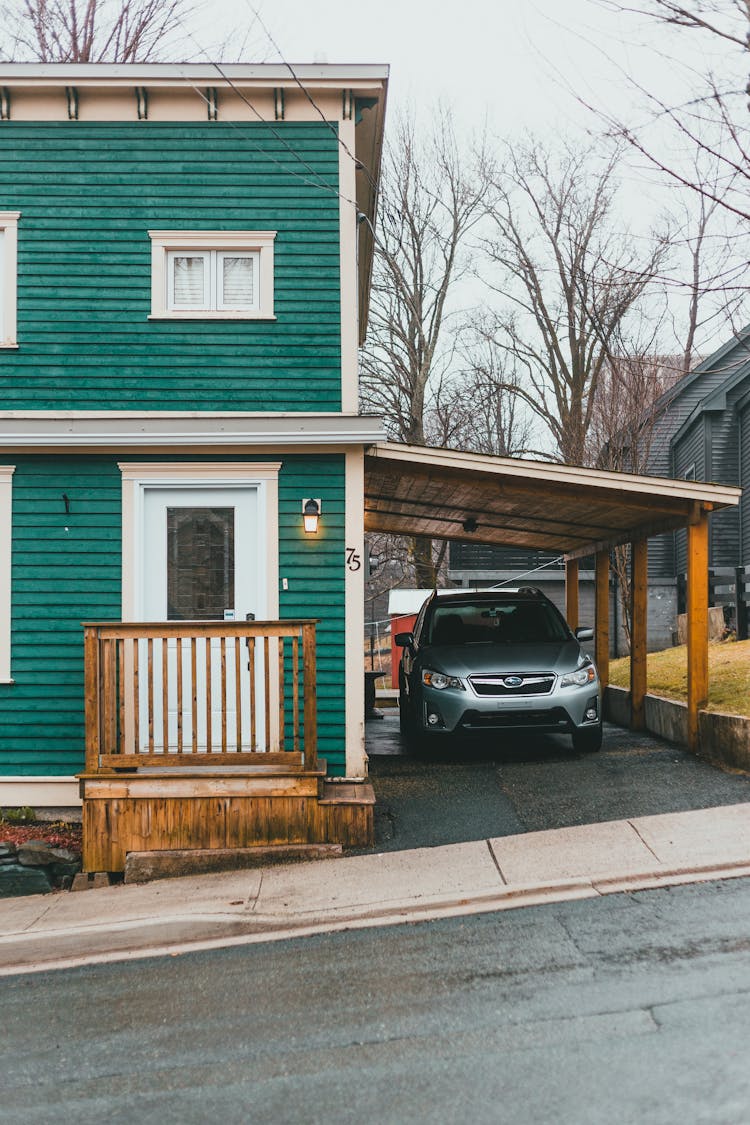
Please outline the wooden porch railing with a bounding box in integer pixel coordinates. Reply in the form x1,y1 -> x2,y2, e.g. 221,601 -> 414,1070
83,620 -> 317,772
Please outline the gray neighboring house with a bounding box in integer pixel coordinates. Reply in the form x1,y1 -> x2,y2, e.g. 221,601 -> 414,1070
449,332 -> 750,651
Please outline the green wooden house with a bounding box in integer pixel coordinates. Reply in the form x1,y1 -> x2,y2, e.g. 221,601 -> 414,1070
0,63 -> 388,869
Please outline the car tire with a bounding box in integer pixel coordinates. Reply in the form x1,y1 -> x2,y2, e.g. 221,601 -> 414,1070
572,724 -> 603,753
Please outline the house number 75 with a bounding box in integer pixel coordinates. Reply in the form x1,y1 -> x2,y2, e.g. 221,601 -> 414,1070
346,547 -> 361,571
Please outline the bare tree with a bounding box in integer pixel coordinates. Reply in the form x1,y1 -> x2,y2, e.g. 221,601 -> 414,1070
594,1 -> 750,223
479,138 -> 668,466
0,0 -> 193,62
435,335 -> 534,458
360,107 -> 492,586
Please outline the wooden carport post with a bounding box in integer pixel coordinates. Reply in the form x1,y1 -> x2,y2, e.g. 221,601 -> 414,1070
687,508 -> 709,752
594,549 -> 610,690
630,539 -> 648,730
565,558 -> 579,632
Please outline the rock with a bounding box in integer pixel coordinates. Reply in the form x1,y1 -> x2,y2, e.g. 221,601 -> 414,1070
0,864 -> 53,897
0,844 -> 17,859
17,844 -> 80,868
71,872 -> 111,891
50,859 -> 82,881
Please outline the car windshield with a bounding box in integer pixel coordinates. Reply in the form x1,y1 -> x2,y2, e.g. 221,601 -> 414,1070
426,600 -> 570,645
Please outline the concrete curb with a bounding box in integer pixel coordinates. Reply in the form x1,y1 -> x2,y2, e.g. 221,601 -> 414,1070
2,857 -> 750,978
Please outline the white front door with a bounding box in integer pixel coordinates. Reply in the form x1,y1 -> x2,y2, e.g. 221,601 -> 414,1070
139,485 -> 263,751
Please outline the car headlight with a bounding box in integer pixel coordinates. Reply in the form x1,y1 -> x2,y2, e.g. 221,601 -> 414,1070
422,669 -> 465,690
560,664 -> 597,687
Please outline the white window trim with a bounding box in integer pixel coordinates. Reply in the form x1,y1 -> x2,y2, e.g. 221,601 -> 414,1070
0,212 -> 20,348
149,231 -> 276,320
0,466 -> 14,683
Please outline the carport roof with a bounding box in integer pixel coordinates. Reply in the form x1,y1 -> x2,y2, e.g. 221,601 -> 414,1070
364,442 -> 742,560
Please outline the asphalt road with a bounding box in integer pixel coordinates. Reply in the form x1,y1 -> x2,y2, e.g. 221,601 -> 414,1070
364,714 -> 750,851
3,877 -> 750,1124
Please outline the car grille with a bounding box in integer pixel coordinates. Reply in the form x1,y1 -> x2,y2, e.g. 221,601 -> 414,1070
469,673 -> 555,697
460,707 -> 569,730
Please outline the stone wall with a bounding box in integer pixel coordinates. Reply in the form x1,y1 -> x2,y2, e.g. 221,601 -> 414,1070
604,686 -> 750,771
0,841 -> 81,897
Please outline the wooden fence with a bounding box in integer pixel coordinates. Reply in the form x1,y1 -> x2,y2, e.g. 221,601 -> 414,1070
83,620 -> 318,771
677,565 -> 750,640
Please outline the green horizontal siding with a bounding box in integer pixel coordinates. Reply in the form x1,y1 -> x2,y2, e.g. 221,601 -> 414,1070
0,454 -> 346,776
0,122 -> 342,411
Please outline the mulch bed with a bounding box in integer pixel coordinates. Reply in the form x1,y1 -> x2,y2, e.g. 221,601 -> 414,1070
0,821 -> 83,851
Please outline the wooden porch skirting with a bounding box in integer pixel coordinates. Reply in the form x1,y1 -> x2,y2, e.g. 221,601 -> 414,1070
78,766 -> 375,873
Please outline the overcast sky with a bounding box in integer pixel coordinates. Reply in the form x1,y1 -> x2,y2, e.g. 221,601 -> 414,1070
193,0 -> 724,141
186,0 -> 745,363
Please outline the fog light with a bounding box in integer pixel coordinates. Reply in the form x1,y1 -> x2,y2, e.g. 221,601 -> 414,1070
427,712 -> 441,726
585,708 -> 598,721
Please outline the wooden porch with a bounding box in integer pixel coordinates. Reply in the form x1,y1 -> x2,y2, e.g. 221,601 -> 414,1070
79,620 -> 374,872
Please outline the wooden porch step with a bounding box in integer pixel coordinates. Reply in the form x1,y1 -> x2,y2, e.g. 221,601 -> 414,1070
80,771 -> 376,872
123,843 -> 343,884
318,782 -> 376,806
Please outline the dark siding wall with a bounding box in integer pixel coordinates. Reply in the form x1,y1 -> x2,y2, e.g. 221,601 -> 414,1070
673,417 -> 707,574
0,122 -> 341,411
741,404 -> 750,563
0,453 -> 346,776
647,352 -> 745,577
709,386 -> 743,566
448,543 -> 562,578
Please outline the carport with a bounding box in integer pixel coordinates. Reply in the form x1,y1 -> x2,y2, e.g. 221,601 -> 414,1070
364,442 -> 742,751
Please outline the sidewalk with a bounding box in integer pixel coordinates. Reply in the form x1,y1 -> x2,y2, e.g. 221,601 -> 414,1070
2,802 -> 750,976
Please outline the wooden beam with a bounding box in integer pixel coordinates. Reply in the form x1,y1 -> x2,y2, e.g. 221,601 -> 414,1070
565,558 -> 579,631
564,514 -> 696,560
595,549 -> 610,690
687,510 -> 709,752
630,539 -> 648,730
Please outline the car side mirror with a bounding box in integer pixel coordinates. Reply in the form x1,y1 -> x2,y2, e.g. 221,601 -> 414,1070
575,627 -> 594,642
395,631 -> 414,649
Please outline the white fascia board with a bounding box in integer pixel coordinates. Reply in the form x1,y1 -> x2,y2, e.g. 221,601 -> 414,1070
0,412 -> 387,449
0,63 -> 390,85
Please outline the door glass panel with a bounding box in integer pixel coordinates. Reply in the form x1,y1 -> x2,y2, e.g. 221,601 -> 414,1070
166,507 -> 234,620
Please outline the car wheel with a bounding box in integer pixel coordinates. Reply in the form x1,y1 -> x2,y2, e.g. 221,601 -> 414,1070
572,724 -> 603,753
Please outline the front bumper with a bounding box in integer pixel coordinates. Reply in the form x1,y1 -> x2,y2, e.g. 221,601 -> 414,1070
418,681 -> 601,735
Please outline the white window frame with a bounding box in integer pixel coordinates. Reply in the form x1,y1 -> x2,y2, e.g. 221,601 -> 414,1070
149,231 -> 275,320
0,466 -> 14,683
0,212 -> 20,348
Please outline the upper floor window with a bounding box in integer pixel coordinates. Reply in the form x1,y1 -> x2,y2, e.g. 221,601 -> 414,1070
0,212 -> 20,348
149,231 -> 276,321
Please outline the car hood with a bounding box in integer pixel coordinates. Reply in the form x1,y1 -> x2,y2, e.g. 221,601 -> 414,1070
420,640 -> 587,676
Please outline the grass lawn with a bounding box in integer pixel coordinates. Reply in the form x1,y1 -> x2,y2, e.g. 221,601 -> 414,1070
609,639 -> 750,717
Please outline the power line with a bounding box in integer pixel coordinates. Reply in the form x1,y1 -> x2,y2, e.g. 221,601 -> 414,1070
246,2 -> 384,203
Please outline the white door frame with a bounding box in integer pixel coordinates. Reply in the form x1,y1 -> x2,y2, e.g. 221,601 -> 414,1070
119,462 -> 281,622
119,462 -> 282,754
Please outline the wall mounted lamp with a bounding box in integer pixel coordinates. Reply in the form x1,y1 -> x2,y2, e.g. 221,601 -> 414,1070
302,498 -> 322,534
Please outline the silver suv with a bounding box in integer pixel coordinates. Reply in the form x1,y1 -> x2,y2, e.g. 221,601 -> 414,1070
396,588 -> 602,753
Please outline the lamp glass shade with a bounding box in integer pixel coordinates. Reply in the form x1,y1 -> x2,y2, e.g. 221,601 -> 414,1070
303,499 -> 320,534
